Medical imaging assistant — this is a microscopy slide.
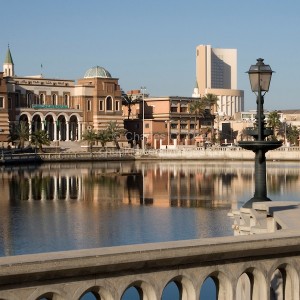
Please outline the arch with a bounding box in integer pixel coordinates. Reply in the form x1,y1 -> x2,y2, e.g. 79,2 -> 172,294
106,96 -> 113,111
27,288 -> 66,300
32,114 -> 42,133
161,275 -> 196,300
77,286 -> 114,300
69,115 -> 79,141
121,280 -> 157,300
19,113 -> 31,123
237,267 -> 268,300
269,263 -> 299,300
44,115 -> 55,141
57,115 -> 67,141
200,277 -> 217,300
200,271 -> 232,300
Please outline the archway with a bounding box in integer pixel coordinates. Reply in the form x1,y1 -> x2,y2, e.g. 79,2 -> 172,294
237,268 -> 267,300
270,264 -> 299,300
57,115 -> 67,141
200,277 -> 217,300
45,115 -> 55,141
121,280 -> 157,300
162,276 -> 196,300
32,114 -> 42,133
200,272 -> 232,300
78,286 -> 113,300
69,115 -> 79,141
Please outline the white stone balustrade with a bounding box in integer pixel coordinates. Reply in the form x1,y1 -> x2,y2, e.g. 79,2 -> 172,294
0,228 -> 300,299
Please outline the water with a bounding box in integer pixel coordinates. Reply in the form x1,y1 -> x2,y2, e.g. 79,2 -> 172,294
0,160 -> 299,298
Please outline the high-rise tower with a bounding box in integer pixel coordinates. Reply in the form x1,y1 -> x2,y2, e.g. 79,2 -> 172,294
194,45 -> 244,117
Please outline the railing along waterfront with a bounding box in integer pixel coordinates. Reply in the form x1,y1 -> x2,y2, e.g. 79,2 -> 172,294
1,146 -> 300,164
0,230 -> 299,299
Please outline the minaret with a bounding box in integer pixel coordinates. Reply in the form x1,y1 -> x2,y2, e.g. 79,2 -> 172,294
192,80 -> 200,98
3,45 -> 14,77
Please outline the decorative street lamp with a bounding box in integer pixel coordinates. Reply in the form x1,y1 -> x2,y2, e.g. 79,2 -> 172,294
239,58 -> 282,208
140,86 -> 146,152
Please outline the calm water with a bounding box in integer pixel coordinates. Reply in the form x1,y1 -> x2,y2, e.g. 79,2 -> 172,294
1,160 -> 300,257
1,160 -> 300,299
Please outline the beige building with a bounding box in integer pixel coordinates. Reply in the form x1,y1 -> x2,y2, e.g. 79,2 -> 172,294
194,45 -> 244,117
0,47 -> 124,145
124,94 -> 215,148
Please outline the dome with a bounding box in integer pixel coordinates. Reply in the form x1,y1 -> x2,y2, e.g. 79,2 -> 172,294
84,66 -> 112,78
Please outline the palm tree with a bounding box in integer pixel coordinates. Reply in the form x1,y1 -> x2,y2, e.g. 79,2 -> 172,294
106,121 -> 126,150
82,129 -> 98,152
8,121 -> 30,149
121,91 -> 134,119
31,130 -> 51,152
267,111 -> 281,140
286,125 -> 300,146
202,93 -> 219,113
189,98 -> 206,140
97,129 -> 110,150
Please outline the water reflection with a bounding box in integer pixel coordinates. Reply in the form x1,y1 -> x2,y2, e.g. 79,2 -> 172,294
0,161 -> 299,257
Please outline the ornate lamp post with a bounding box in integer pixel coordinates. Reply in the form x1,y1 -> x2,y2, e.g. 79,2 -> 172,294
239,58 -> 282,208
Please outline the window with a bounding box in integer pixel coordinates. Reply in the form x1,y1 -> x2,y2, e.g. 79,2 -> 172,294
99,99 -> 104,111
0,96 -> 4,108
26,93 -> 32,107
115,100 -> 120,111
52,94 -> 57,105
87,100 -> 91,111
106,96 -> 113,111
145,123 -> 149,129
64,94 -> 69,106
40,93 -> 45,104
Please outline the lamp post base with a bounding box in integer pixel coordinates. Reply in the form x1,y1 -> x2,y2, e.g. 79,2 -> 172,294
242,196 -> 272,209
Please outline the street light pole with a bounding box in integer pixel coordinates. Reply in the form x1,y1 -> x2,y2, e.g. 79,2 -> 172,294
141,86 -> 146,152
239,58 -> 282,208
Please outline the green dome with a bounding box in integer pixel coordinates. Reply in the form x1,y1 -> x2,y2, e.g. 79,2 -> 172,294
84,66 -> 112,78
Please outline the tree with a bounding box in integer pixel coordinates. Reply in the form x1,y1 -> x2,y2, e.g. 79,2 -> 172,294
8,121 -> 30,149
97,130 -> 110,150
82,129 -> 98,152
267,111 -> 282,140
31,130 -> 51,152
189,98 -> 206,138
121,91 -> 134,119
106,121 -> 126,150
286,125 -> 300,145
202,93 -> 219,113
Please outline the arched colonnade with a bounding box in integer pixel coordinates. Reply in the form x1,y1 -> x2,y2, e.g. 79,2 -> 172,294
18,112 -> 83,141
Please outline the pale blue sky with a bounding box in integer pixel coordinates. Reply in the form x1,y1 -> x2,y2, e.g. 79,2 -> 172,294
1,0 -> 299,110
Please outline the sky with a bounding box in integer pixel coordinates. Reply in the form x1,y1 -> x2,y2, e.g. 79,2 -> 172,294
1,0 -> 300,111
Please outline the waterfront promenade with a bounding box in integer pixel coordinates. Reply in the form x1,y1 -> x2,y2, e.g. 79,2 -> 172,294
1,146 -> 300,164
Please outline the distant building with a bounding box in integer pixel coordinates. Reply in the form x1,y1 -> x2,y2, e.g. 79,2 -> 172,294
123,94 -> 215,148
0,46 -> 124,145
194,45 -> 244,117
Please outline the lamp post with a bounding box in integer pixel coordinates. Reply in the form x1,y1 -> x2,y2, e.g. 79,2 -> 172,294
140,86 -> 146,152
239,58 -> 282,208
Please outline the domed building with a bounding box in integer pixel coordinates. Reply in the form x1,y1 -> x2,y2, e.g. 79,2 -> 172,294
0,47 -> 125,145
83,66 -> 112,79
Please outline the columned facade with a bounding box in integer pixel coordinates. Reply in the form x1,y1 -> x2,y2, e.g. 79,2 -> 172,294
0,47 -> 124,145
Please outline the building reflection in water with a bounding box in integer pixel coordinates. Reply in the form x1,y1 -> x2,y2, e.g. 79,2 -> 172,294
0,161 -> 299,256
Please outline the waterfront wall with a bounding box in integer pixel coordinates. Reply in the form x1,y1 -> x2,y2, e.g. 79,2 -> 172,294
0,230 -> 300,299
1,146 -> 300,164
